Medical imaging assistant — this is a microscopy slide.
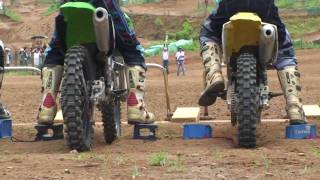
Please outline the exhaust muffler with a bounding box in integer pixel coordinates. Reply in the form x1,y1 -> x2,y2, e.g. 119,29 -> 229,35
93,7 -> 114,54
259,24 -> 278,65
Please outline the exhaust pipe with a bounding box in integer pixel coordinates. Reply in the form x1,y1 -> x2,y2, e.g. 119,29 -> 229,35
93,7 -> 114,54
259,24 -> 278,65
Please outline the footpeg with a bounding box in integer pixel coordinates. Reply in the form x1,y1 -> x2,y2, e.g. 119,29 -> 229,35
133,124 -> 158,140
35,124 -> 64,141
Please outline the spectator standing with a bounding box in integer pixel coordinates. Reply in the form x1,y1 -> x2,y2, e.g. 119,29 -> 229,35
175,47 -> 185,76
162,46 -> 169,73
5,48 -> 12,66
33,48 -> 41,68
19,47 -> 28,66
0,0 -> 3,12
26,48 -> 32,66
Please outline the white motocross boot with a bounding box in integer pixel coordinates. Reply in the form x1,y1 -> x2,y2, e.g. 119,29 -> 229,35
37,65 -> 63,125
198,41 -> 225,106
278,66 -> 306,125
127,65 -> 155,125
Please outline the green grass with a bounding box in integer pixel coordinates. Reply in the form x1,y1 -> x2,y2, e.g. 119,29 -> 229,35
262,154 -> 272,172
73,150 -> 110,162
4,9 -> 21,22
284,16 -> 320,38
312,144 -> 320,159
150,152 -> 167,166
131,165 -> 140,179
43,2 -> 59,16
35,0 -> 56,4
168,154 -> 184,172
5,71 -> 36,76
293,40 -> 320,49
276,0 -> 320,9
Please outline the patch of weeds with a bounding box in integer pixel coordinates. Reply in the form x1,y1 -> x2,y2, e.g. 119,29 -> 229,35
311,144 -> 320,159
301,165 -> 312,175
113,155 -> 131,166
4,9 -> 21,22
250,159 -> 261,168
212,148 -> 224,160
262,154 -> 272,172
43,2 -> 59,16
150,152 -> 167,166
131,165 -> 140,179
74,151 -> 110,162
6,71 -> 35,76
154,17 -> 164,28
168,154 -> 184,172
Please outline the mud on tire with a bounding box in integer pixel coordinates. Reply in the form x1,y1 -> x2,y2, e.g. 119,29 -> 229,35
61,46 -> 94,152
236,53 -> 259,148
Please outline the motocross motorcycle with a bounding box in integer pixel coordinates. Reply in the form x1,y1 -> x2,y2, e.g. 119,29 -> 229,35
59,2 -> 128,151
222,12 -> 280,148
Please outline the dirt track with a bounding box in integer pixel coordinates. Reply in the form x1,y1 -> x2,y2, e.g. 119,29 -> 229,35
0,49 -> 320,179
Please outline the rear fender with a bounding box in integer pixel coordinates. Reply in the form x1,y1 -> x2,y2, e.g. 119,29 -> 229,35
60,2 -> 96,49
222,13 -> 261,64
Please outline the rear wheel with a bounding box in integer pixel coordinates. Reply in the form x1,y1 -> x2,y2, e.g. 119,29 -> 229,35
61,46 -> 94,152
101,100 -> 121,144
236,53 -> 259,148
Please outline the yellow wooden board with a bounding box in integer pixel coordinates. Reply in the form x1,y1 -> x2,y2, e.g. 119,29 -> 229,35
54,110 -> 63,124
171,107 -> 200,123
303,105 -> 320,117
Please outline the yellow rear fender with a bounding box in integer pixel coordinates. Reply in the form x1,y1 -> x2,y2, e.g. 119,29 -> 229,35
222,13 -> 261,63
222,12 -> 278,65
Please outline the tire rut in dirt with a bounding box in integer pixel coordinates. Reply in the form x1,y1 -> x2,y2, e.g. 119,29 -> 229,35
236,53 -> 258,148
61,46 -> 93,152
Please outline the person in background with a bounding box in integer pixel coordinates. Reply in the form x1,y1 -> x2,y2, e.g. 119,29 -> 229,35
32,48 -> 41,68
26,48 -> 32,66
175,47 -> 185,76
162,46 -> 170,73
0,0 -> 4,12
5,48 -> 12,66
19,47 -> 28,66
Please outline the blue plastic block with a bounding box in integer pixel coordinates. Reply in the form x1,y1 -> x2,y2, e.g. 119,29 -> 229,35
183,124 -> 212,139
0,118 -> 12,139
286,124 -> 317,139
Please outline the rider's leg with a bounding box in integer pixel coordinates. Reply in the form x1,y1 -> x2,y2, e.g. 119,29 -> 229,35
274,29 -> 306,125
0,44 -> 9,119
104,0 -> 154,124
38,64 -> 63,125
38,15 -> 65,125
198,41 -> 225,106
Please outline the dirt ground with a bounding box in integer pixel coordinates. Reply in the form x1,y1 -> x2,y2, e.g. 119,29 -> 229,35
0,49 -> 320,179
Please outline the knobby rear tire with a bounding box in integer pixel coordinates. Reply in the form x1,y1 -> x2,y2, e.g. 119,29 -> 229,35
61,46 -> 94,152
236,53 -> 259,148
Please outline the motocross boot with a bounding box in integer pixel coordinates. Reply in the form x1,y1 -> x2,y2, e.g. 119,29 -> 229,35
127,65 -> 155,125
198,41 -> 225,106
37,65 -> 63,125
278,66 -> 306,125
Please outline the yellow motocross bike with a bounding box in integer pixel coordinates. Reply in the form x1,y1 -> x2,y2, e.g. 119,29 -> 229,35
222,13 -> 280,147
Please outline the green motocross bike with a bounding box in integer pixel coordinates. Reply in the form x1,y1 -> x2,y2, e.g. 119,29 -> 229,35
60,2 -> 128,151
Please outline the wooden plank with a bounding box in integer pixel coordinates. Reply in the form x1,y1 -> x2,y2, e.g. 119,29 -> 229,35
171,107 -> 200,123
303,105 -> 320,117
